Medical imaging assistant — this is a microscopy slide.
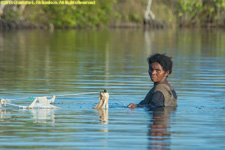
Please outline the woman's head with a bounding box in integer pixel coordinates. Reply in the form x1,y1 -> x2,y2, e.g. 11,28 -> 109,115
147,53 -> 173,75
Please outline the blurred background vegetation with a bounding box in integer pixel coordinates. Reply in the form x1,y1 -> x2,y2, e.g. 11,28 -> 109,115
0,0 -> 225,29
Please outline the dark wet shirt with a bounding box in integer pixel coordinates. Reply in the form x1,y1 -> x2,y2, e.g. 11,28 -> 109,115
139,90 -> 177,107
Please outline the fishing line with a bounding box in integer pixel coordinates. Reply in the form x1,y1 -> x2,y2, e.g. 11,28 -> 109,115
1,90 -> 127,108
2,92 -> 99,101
109,95 -> 127,108
96,89 -> 127,107
1,91 -> 100,109
95,89 -> 127,107
53,92 -> 99,97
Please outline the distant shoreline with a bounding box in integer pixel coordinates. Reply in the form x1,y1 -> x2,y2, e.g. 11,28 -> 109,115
1,18 -> 224,31
0,19 -> 44,31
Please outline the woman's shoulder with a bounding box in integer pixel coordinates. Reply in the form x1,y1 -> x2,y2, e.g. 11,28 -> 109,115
154,84 -> 171,91
154,84 -> 177,99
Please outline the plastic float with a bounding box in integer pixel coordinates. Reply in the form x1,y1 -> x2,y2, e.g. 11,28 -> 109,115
0,96 -> 57,109
93,90 -> 109,109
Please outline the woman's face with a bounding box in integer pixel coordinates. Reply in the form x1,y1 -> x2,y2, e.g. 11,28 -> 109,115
148,62 -> 169,84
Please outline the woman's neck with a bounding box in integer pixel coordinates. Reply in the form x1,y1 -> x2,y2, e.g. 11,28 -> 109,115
154,79 -> 173,90
154,78 -> 168,85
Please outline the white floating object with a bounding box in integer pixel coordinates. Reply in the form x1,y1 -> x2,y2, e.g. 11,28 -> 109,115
93,90 -> 109,109
0,96 -> 58,109
28,96 -> 57,109
0,99 -> 10,108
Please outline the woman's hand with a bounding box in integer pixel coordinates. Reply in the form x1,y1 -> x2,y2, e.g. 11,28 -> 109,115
128,103 -> 138,108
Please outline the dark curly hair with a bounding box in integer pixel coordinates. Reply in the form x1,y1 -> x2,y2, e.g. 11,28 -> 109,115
147,53 -> 173,74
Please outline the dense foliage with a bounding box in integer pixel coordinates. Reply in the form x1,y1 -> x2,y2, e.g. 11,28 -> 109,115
1,0 -> 224,28
24,0 -> 115,28
176,0 -> 225,27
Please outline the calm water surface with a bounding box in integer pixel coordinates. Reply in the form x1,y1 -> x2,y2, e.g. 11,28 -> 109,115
0,29 -> 225,149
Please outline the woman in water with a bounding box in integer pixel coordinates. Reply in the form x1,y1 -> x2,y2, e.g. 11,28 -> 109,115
128,53 -> 177,108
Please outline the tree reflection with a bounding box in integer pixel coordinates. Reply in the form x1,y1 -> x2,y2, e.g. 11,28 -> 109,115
148,107 -> 176,150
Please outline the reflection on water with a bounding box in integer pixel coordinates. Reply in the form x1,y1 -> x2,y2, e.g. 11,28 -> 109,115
0,29 -> 225,149
148,107 -> 176,150
0,109 -> 11,121
95,108 -> 108,133
0,108 -> 55,124
31,109 -> 55,123
96,108 -> 108,124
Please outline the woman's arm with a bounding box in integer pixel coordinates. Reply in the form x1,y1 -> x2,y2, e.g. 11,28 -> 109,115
128,103 -> 138,108
128,91 -> 164,108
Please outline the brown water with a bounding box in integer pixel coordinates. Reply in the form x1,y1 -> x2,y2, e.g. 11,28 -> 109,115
0,28 -> 225,149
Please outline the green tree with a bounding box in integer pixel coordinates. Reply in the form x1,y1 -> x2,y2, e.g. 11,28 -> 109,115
26,0 -> 115,28
176,0 -> 225,27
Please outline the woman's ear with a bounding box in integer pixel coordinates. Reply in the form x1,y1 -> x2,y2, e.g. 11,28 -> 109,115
164,70 -> 170,77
